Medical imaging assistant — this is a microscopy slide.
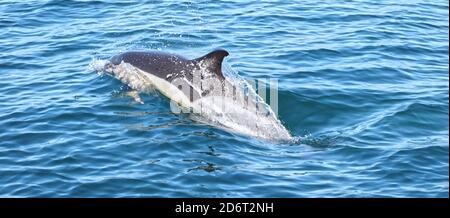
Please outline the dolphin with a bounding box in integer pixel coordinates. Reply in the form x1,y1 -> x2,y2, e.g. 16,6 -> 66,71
97,49 -> 292,141
105,49 -> 230,108
111,49 -> 229,82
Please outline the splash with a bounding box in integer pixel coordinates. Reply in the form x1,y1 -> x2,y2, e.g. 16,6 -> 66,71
185,62 -> 292,141
88,58 -> 110,75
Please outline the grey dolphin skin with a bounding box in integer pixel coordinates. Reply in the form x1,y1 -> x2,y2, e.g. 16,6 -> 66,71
108,49 -> 229,102
111,49 -> 229,81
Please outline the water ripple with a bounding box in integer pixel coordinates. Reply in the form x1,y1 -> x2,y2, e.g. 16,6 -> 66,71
0,0 -> 448,197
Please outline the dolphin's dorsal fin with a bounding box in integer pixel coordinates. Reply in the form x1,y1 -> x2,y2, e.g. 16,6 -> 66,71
194,49 -> 229,79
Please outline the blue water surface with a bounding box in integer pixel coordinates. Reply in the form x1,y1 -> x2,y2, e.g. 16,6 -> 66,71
0,0 -> 448,197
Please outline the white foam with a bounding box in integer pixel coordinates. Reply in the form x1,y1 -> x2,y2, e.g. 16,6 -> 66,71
89,59 -> 110,74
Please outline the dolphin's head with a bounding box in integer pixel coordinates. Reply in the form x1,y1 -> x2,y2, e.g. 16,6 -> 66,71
110,53 -> 125,65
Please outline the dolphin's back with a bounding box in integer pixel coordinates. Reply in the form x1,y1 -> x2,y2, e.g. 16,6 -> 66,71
110,51 -> 192,81
110,50 -> 229,81
108,49 -> 230,102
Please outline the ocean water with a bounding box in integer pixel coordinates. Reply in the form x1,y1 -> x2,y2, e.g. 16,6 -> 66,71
0,0 -> 448,197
